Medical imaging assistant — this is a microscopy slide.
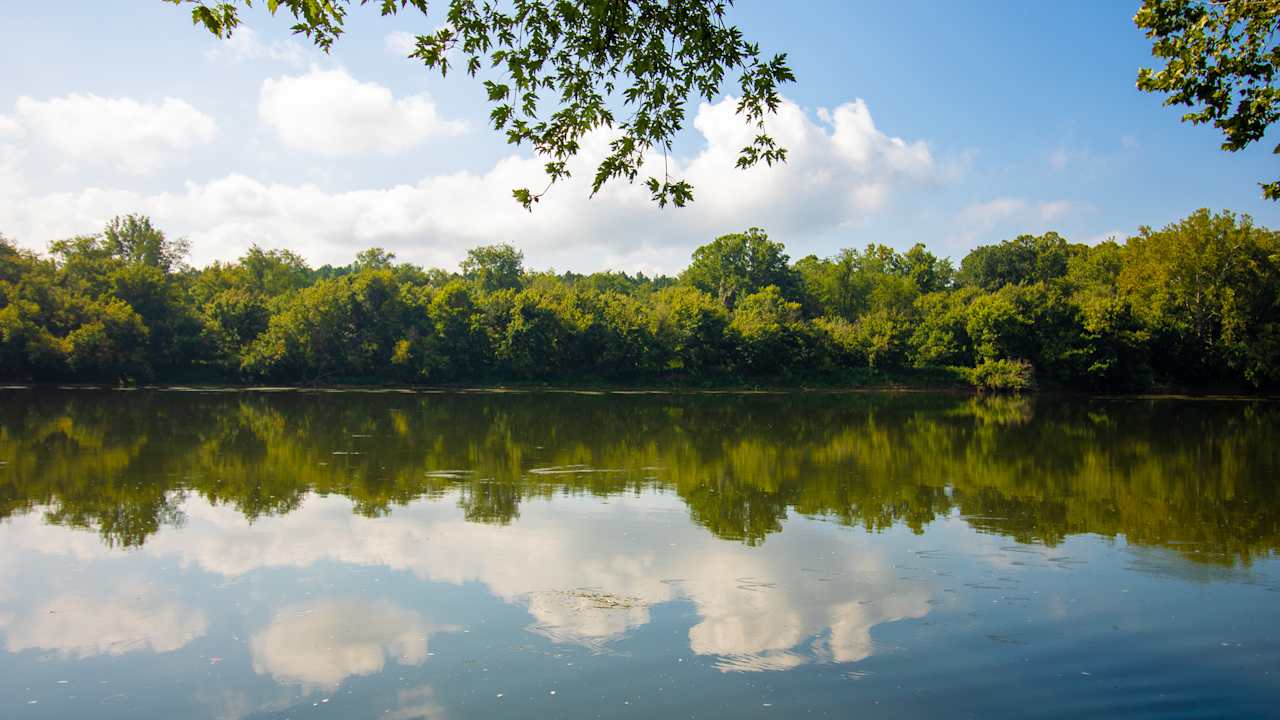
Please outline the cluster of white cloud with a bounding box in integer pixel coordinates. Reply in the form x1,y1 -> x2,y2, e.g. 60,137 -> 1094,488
0,492 -> 935,676
956,197 -> 1072,227
387,686 -> 447,720
0,589 -> 208,659
250,599 -> 434,689
11,94 -> 217,175
0,69 -> 955,272
384,31 -> 418,56
0,114 -> 22,139
259,68 -> 466,156
949,196 -> 1081,249
204,26 -> 308,67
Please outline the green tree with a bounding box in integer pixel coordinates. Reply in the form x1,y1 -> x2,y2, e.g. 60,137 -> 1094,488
427,279 -> 486,380
239,245 -> 312,296
729,285 -> 807,376
958,232 -> 1076,290
499,287 -> 572,378
109,263 -> 208,375
0,237 -> 67,377
969,357 -> 1035,394
579,290 -> 655,378
795,244 -> 937,322
353,247 -> 397,271
461,244 -> 525,293
169,0 -> 794,208
902,243 -> 955,294
795,249 -> 869,320
64,298 -> 151,380
966,284 -> 1041,364
204,287 -> 270,363
1119,209 -> 1280,386
1064,241 -> 1151,387
682,229 -> 798,310
100,214 -> 190,272
850,308 -> 912,369
909,288 -> 979,368
0,295 -> 64,378
1136,0 -> 1280,198
242,269 -> 420,381
5,210 -> 1280,392
652,286 -> 730,375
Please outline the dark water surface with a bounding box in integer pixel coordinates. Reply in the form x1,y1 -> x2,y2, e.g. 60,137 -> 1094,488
1,389 -> 1278,719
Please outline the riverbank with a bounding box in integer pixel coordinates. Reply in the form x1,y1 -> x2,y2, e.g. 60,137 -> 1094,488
4,380 -> 1276,401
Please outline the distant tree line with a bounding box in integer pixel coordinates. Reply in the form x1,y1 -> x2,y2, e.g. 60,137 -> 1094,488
1,208 -> 1277,391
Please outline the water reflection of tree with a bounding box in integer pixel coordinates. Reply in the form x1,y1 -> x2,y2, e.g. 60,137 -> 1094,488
0,390 -> 1275,564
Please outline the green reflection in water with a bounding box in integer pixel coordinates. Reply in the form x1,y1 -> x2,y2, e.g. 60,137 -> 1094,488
0,389 -> 1276,564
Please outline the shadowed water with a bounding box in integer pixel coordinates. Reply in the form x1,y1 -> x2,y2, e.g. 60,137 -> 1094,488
0,389 -> 1277,718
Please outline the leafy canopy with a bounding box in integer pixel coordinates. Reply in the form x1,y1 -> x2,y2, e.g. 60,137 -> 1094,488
681,228 -> 797,310
1135,0 -> 1280,198
5,209 -> 1278,390
461,243 -> 525,292
167,0 -> 795,209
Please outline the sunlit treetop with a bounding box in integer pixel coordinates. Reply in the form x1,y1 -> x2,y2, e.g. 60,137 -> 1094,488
1135,0 -> 1280,199
165,0 -> 795,209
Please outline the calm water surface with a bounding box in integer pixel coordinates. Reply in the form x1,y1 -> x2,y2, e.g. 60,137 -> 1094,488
0,389 -> 1278,718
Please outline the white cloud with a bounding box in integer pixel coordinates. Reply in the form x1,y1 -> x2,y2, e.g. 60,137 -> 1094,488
385,31 -> 417,56
250,599 -> 432,690
205,26 -> 307,67
1038,199 -> 1072,222
1,96 -> 943,273
388,686 -> 446,720
950,196 -> 1075,250
0,491 -> 933,672
825,100 -> 934,180
14,94 -> 217,175
0,590 -> 207,659
258,68 -> 467,156
0,115 -> 23,139
957,197 -> 1027,227
0,144 -> 24,200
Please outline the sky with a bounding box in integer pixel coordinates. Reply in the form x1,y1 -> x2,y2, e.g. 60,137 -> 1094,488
1,1 -> 1277,275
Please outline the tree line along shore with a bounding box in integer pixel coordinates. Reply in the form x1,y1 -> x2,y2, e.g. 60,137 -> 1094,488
1,208 -> 1277,392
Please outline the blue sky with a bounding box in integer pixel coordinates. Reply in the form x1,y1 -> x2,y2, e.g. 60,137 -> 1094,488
1,1 -> 1276,273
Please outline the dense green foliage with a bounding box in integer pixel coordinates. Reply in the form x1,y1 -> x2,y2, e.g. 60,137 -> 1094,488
1,390 -> 1276,564
168,0 -> 794,208
1,208 -> 1278,390
1136,0 -> 1280,198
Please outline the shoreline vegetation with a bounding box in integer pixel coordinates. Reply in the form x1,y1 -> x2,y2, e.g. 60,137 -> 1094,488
2,208 -> 1278,393
4,382 -> 1279,402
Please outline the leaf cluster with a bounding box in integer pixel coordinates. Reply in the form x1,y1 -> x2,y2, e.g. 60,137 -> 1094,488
167,0 -> 794,208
